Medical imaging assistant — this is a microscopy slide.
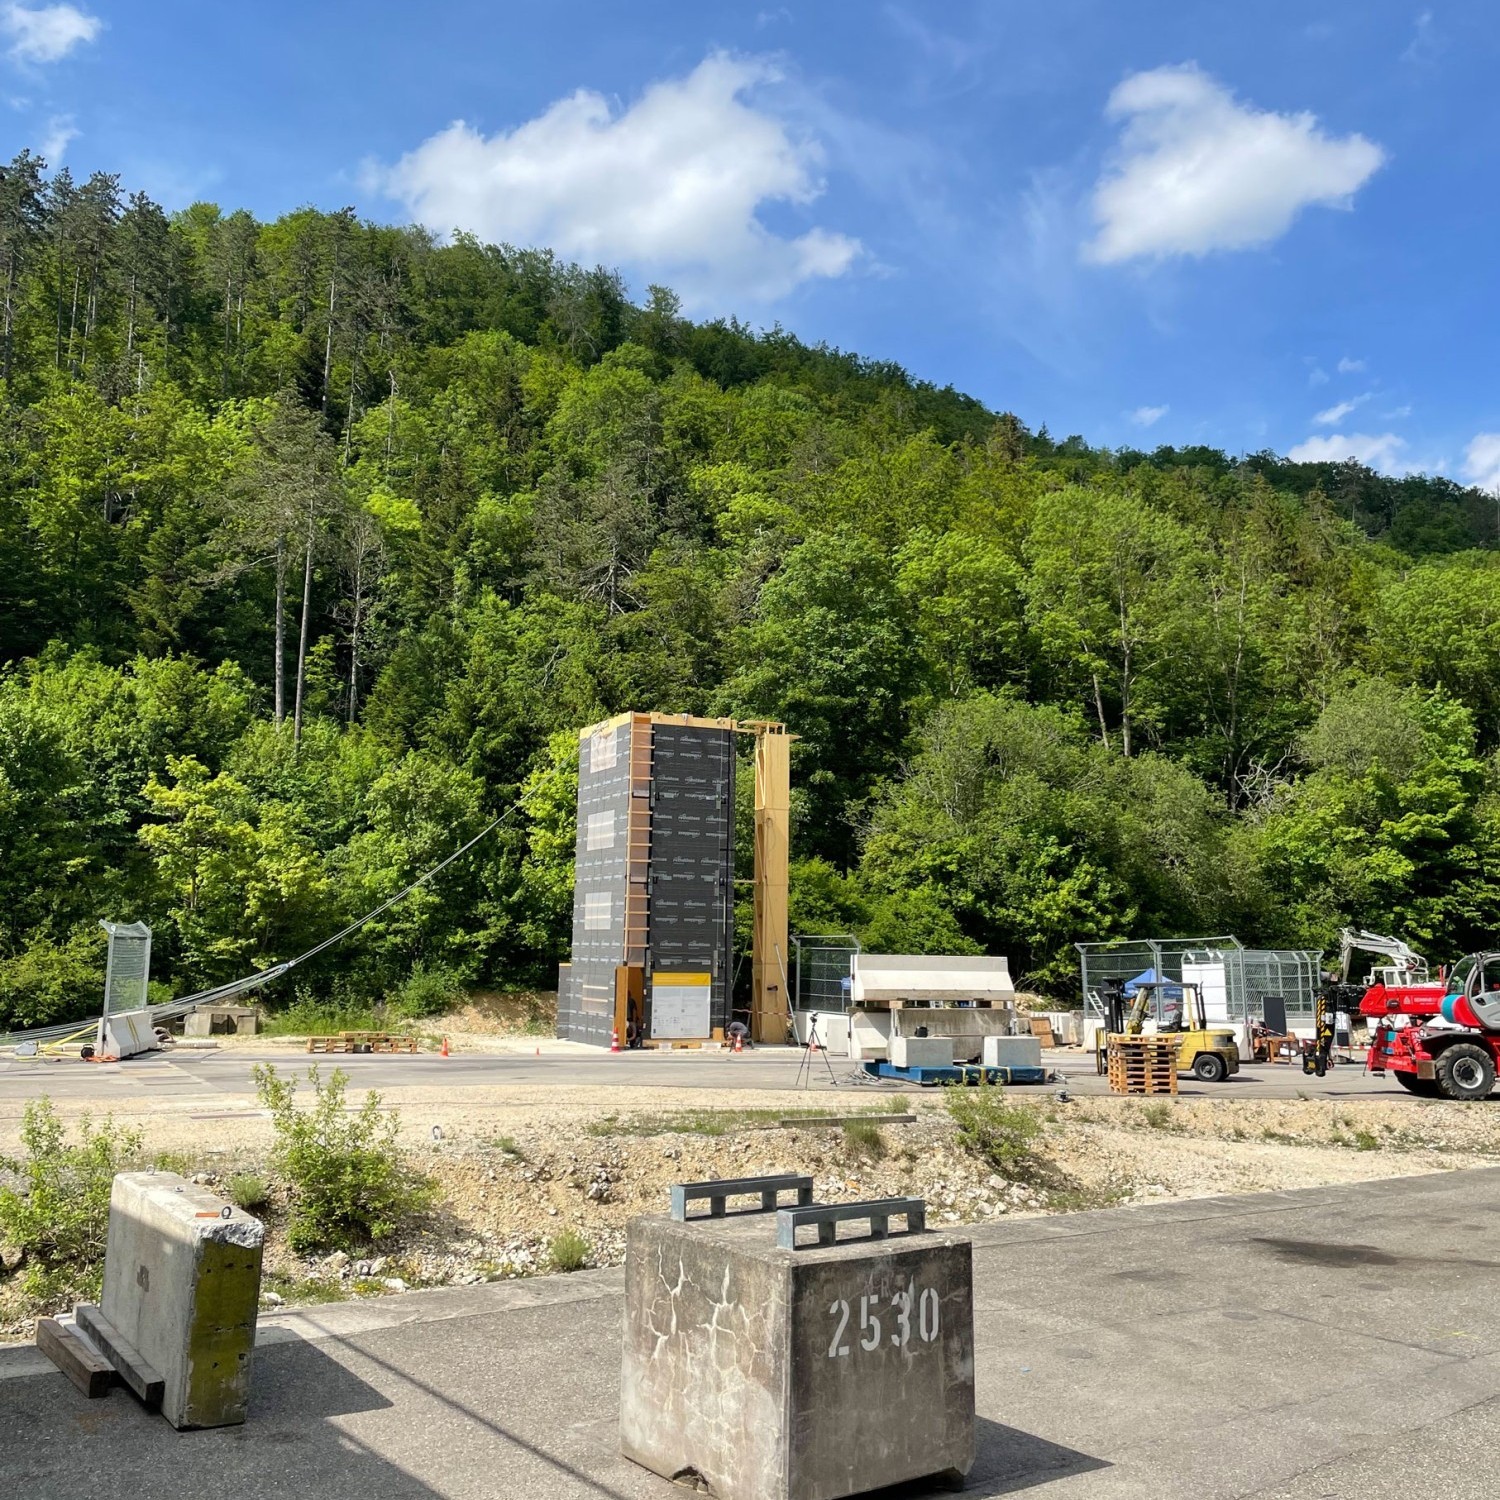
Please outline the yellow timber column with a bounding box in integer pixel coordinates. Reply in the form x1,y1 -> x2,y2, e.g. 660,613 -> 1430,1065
751,723 -> 791,1043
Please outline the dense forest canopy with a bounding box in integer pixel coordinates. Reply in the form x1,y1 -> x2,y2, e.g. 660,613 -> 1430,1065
4,154 -> 1500,1027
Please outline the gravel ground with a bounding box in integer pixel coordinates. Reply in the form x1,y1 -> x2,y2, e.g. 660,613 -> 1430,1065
6,1082 -> 1500,1342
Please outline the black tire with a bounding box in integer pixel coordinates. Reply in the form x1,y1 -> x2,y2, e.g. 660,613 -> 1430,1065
1193,1053 -> 1227,1083
1435,1043 -> 1496,1102
1393,1071 -> 1441,1098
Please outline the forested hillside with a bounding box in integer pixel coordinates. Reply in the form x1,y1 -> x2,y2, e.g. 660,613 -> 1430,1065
4,154 -> 1500,1027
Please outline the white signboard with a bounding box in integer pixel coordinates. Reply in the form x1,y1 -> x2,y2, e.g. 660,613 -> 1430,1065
651,975 -> 711,1039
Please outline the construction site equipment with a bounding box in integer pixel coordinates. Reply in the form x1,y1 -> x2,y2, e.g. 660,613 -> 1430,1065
860,1058 -> 1050,1087
622,1180 -> 973,1499
1358,947 -> 1500,1100
1107,1034 -> 1180,1095
1094,977 -> 1238,1083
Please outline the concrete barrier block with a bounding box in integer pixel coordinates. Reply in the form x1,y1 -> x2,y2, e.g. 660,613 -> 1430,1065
100,1172 -> 264,1430
982,1034 -> 1043,1069
890,1034 -> 953,1069
622,1208 -> 973,1500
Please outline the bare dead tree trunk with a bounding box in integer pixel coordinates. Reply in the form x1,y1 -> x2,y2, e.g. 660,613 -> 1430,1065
274,536 -> 287,725
1091,673 -> 1111,752
293,503 -> 316,745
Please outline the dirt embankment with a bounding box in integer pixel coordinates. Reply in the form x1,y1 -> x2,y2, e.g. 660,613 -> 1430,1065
7,1089 -> 1498,1342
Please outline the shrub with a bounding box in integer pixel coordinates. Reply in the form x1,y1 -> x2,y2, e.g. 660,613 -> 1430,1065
0,928 -> 106,1031
0,1099 -> 141,1303
547,1228 -> 590,1273
946,1085 -> 1043,1182
842,1117 -> 887,1158
252,1064 -> 431,1254
391,962 -> 467,1019
229,1173 -> 270,1211
1141,1102 -> 1174,1130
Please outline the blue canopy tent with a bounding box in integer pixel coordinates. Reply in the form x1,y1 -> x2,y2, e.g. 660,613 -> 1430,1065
1123,969 -> 1183,1002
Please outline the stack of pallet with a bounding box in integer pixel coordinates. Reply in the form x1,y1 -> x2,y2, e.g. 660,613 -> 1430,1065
1106,1034 -> 1178,1095
305,1031 -> 419,1054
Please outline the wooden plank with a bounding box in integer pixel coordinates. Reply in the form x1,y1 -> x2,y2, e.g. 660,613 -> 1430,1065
777,1114 -> 917,1127
74,1304 -> 164,1409
36,1317 -> 114,1399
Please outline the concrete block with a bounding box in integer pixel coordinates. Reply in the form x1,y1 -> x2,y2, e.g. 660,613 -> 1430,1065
100,1172 -> 264,1429
622,1208 -> 973,1500
890,1034 -> 953,1069
182,1011 -> 213,1038
982,1034 -> 1043,1069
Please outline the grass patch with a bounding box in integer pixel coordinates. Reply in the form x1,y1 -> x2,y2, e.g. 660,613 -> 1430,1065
263,1272 -> 344,1305
841,1118 -> 886,1158
946,1084 -> 1046,1184
1352,1128 -> 1379,1152
586,1106 -> 899,1139
490,1136 -> 526,1159
1140,1102 -> 1175,1130
260,997 -> 395,1039
228,1172 -> 270,1211
547,1228 -> 590,1273
150,1149 -> 196,1176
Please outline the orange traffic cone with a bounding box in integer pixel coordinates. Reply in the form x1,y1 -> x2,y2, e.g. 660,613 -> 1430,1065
440,1036 -> 450,1058
733,1032 -> 743,1054
610,1028 -> 622,1053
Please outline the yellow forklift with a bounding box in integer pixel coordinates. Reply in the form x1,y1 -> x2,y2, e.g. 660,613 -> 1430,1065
1094,976 -> 1241,1082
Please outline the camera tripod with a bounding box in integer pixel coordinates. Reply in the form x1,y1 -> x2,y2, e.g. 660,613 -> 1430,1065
794,1011 -> 840,1090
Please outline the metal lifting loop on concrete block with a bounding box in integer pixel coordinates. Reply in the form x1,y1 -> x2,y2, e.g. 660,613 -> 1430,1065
669,1173 -> 815,1221
776,1197 -> 927,1250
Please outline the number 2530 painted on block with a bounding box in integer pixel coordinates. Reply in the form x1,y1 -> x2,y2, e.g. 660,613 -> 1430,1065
827,1281 -> 939,1357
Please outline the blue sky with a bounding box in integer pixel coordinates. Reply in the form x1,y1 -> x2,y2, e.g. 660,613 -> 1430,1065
6,1 -> 1500,483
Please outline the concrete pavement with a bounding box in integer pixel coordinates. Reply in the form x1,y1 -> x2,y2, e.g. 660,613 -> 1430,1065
5,1167 -> 1500,1497
0,1043 -> 1405,1107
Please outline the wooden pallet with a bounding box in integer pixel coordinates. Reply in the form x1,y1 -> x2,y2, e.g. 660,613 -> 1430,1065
305,1032 -> 418,1055
1106,1035 -> 1179,1096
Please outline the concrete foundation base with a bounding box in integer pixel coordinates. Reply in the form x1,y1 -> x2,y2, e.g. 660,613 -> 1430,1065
621,1210 -> 974,1500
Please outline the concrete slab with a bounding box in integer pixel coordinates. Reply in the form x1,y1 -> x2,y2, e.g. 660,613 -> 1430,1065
5,1169 -> 1500,1496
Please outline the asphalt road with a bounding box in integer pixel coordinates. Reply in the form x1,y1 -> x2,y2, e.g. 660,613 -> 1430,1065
0,1044 -> 1410,1107
4,1168 -> 1500,1497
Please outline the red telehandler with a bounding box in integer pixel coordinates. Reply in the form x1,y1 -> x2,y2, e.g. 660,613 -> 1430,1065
1309,929 -> 1500,1100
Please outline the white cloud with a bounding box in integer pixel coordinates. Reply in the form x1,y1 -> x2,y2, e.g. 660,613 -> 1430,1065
1308,364 -> 1329,386
1084,64 -> 1385,263
1463,434 -> 1500,493
1314,392 -> 1370,424
38,110 -> 74,161
1288,431 -> 1409,474
2,3 -> 99,63
1336,356 -> 1366,373
1130,404 -> 1169,427
1383,404 -> 1412,419
371,52 -> 861,308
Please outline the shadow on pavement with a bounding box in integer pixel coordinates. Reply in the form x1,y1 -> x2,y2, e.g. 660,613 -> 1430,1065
0,1337 -> 436,1500
838,1417 -> 1110,1498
